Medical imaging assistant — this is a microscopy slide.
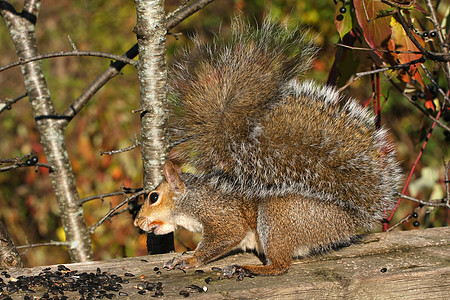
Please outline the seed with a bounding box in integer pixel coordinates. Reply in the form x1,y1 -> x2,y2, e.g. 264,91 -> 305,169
205,277 -> 213,284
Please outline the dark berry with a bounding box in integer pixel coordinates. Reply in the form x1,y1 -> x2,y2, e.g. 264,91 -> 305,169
412,212 -> 418,218
380,267 -> 387,273
411,95 -> 417,101
429,31 -> 436,37
336,14 -> 344,21
422,31 -> 429,37
413,220 -> 420,227
31,156 -> 39,164
340,6 -> 347,13
25,159 -> 33,166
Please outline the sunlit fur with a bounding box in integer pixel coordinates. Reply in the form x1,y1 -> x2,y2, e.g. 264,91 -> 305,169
135,17 -> 403,276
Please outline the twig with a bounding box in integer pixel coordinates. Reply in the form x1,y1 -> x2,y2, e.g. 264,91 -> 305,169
336,43 -> 422,55
89,189 -> 148,233
356,57 -> 425,77
386,212 -> 414,232
338,58 -> 425,93
100,139 -> 140,156
420,63 -> 450,107
395,192 -> 450,208
393,11 -> 450,62
0,153 -> 54,172
386,77 -> 450,132
0,93 -> 27,114
0,162 -> 53,172
79,187 -> 142,205
67,35 -> 77,51
16,241 -> 69,250
0,50 -> 138,73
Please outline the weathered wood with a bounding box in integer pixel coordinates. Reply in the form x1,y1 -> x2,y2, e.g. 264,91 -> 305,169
2,227 -> 449,299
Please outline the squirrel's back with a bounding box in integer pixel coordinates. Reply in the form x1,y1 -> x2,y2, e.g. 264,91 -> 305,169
169,17 -> 402,228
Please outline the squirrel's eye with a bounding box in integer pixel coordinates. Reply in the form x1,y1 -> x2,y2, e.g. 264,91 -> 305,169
149,192 -> 159,204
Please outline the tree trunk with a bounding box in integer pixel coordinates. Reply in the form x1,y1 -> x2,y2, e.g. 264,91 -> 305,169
0,0 -> 93,262
134,0 -> 174,253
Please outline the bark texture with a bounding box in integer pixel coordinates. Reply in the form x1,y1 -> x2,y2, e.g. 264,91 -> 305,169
134,0 -> 174,253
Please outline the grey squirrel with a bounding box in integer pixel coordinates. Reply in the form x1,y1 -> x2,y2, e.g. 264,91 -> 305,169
134,18 -> 402,276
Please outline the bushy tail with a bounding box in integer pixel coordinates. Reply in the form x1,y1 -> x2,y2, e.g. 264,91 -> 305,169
169,17 -> 318,172
169,17 -> 402,226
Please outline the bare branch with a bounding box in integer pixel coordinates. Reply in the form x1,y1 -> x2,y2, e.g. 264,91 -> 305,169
336,43 -> 422,55
59,0 -> 216,127
0,50 -> 138,73
386,211 -> 414,232
15,241 -> 68,250
386,74 -> 450,133
89,189 -> 147,234
393,11 -> 450,62
79,187 -> 142,205
0,93 -> 27,114
420,63 -> 450,106
395,192 -> 449,208
0,153 -> 54,172
100,139 -> 140,156
0,162 -> 54,173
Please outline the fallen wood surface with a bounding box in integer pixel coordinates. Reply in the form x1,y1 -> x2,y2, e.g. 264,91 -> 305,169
1,226 -> 449,299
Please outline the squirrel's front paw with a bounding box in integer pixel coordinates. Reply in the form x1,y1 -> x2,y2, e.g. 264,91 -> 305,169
164,256 -> 198,270
213,264 -> 253,281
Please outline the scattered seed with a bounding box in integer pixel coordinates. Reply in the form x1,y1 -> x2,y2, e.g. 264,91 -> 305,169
205,277 -> 213,284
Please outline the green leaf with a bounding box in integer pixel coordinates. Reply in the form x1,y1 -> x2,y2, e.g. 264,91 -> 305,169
334,2 -> 353,39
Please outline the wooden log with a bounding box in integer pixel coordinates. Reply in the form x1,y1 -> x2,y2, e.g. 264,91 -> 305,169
1,227 -> 449,299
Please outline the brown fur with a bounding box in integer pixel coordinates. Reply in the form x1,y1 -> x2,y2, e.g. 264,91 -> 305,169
135,18 -> 402,276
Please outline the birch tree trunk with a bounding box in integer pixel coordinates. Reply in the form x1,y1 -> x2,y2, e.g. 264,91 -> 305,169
0,0 -> 93,262
134,0 -> 174,253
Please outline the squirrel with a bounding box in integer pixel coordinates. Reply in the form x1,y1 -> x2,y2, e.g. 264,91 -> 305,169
134,18 -> 402,276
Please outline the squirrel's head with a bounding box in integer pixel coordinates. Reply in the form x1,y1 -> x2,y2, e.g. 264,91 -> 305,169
134,161 -> 184,235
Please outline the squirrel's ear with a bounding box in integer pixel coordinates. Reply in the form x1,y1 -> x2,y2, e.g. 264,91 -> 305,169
163,161 -> 184,194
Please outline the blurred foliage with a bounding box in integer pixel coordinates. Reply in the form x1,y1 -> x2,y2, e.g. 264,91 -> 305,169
0,0 -> 448,267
